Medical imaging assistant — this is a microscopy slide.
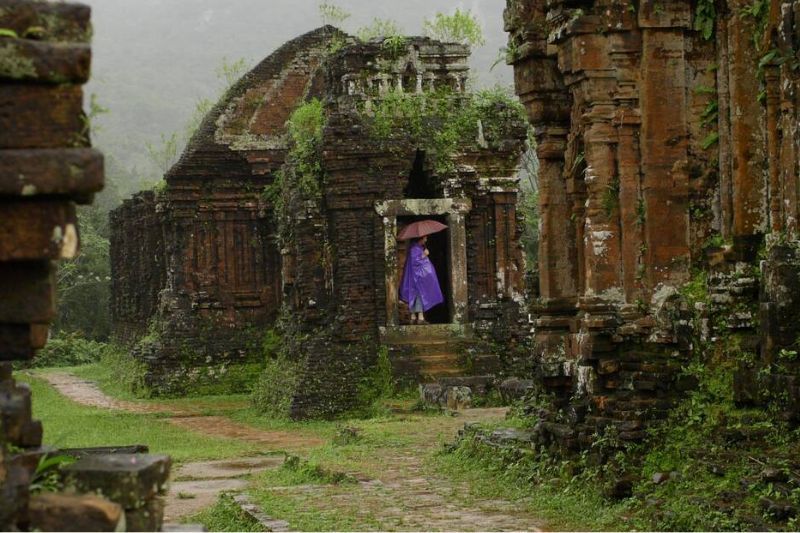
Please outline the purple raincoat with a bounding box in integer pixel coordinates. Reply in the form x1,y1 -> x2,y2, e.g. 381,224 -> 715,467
399,241 -> 444,312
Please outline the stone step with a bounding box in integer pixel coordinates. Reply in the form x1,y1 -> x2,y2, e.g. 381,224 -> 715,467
420,366 -> 469,380
379,324 -> 473,344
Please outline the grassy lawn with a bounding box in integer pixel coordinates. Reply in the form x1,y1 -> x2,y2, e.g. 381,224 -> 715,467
37,363 -> 251,414
432,448 -> 627,531
23,373 -> 259,463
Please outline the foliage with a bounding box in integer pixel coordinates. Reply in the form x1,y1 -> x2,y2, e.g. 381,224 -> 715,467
97,342 -> 151,398
694,0 -> 716,41
25,375 -> 258,462
250,330 -> 304,419
145,131 -> 180,176
28,333 -> 106,368
54,206 -> 112,340
191,493 -> 263,532
355,346 -> 394,415
367,86 -> 526,176
215,56 -> 249,89
381,34 -> 408,58
144,56 -> 252,183
422,9 -> 486,46
281,454 -> 357,484
702,130 -> 720,149
250,354 -> 302,419
29,454 -> 76,494
317,2 -> 350,27
741,0 -> 771,50
356,18 -> 404,42
282,98 -> 326,199
265,98 -> 326,245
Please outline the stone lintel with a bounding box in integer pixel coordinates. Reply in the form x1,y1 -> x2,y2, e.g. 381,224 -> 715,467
0,262 -> 55,323
0,200 -> 78,261
0,148 -> 104,199
374,198 -> 471,217
0,40 -> 91,83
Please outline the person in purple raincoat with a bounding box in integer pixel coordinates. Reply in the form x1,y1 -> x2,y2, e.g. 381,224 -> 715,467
399,235 -> 444,324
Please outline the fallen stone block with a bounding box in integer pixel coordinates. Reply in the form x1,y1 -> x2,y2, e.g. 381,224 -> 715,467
62,453 -> 171,509
27,492 -> 124,532
125,496 -> 164,532
446,386 -> 472,410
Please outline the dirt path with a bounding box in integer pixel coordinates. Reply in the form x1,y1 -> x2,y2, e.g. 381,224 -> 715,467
271,409 -> 543,531
41,372 -> 542,531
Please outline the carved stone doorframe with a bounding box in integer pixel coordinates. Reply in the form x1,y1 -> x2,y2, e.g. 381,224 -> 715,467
375,198 -> 472,327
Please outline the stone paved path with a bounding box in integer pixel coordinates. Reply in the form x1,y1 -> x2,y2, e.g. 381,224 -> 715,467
40,371 -> 543,531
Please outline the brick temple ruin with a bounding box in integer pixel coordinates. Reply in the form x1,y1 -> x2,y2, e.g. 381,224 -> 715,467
110,27 -> 530,414
0,0 -> 171,530
504,0 -> 800,450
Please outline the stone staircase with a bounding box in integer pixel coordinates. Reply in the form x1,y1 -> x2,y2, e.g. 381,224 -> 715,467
380,324 -> 501,406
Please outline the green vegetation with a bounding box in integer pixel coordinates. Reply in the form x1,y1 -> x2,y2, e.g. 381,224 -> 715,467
436,434 -> 624,531
353,346 -> 395,417
694,0 -> 716,41
24,374 -> 258,462
741,0 -> 771,50
442,355 -> 800,531
368,86 -> 527,176
26,333 -> 106,369
251,354 -> 303,419
189,493 -> 263,532
318,2 -> 350,27
54,208 -> 113,340
0,42 -> 36,79
422,9 -> 485,46
356,18 -> 404,42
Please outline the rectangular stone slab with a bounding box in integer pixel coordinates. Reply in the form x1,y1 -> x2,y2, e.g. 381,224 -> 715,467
62,453 -> 172,509
0,85 -> 85,149
0,40 -> 91,83
27,493 -> 124,532
0,200 -> 78,260
0,261 -> 55,323
0,0 -> 91,42
0,323 -> 49,361
0,148 -> 104,197
60,445 -> 150,459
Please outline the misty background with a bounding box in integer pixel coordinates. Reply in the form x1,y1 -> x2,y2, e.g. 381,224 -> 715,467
83,0 -> 513,199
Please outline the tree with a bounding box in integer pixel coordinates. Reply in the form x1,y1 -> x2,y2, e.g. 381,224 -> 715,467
357,18 -> 404,41
55,204 -> 112,340
422,9 -> 486,46
318,2 -> 350,27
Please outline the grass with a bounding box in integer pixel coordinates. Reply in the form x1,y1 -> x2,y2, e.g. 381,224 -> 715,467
36,364 -> 250,415
432,443 -> 626,531
24,373 -> 259,463
189,493 -> 263,532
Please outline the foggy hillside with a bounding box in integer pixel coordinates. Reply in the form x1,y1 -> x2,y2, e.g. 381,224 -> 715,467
83,0 -> 513,198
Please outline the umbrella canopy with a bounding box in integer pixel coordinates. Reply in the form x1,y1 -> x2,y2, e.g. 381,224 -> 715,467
397,220 -> 448,241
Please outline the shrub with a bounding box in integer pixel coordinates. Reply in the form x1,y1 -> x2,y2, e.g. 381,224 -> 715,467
422,9 -> 486,46
353,346 -> 395,417
97,343 -> 150,398
30,333 -> 105,368
250,354 -> 302,419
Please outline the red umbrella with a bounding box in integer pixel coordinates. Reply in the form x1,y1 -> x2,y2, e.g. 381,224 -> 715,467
397,220 -> 448,241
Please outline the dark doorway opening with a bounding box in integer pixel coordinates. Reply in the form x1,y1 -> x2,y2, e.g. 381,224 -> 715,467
396,214 -> 451,324
403,150 -> 439,199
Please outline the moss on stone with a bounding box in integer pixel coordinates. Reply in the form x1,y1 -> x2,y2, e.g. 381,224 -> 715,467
0,43 -> 36,79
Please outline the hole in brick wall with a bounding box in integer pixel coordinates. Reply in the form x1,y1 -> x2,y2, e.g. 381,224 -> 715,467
397,214 -> 451,324
403,150 -> 438,199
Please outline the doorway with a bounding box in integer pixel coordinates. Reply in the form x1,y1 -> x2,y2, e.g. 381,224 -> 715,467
396,214 -> 451,324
